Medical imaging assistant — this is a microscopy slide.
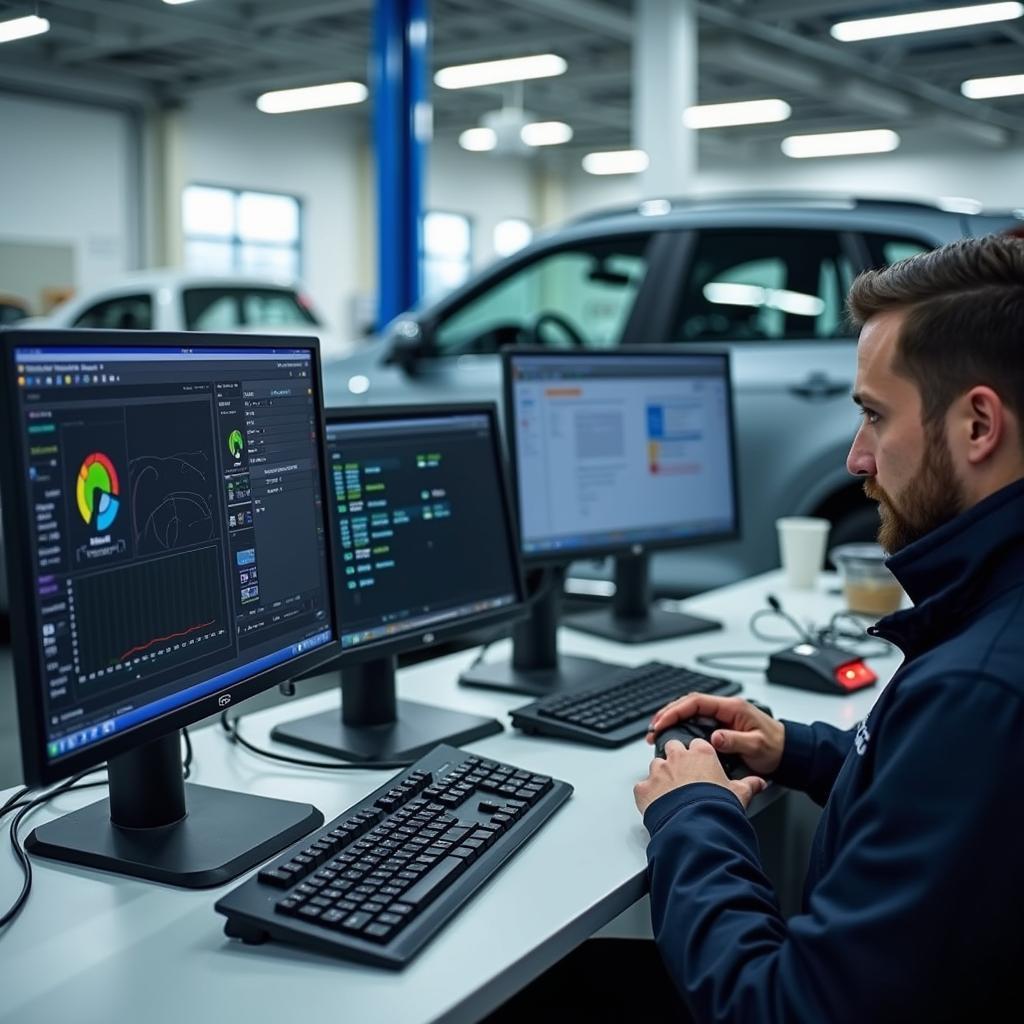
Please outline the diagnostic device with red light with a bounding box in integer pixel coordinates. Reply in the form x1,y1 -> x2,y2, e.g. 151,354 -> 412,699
767,642 -> 877,695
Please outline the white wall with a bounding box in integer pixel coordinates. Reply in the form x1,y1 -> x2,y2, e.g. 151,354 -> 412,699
0,93 -> 133,305
427,144 -> 538,268
180,93 -> 365,341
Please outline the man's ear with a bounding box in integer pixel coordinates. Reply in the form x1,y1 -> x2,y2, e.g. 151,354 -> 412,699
959,386 -> 1005,465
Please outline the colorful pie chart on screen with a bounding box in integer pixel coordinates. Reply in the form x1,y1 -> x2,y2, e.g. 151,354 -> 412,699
76,452 -> 120,531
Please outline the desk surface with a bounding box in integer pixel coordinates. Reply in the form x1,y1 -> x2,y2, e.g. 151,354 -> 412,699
0,572 -> 901,1024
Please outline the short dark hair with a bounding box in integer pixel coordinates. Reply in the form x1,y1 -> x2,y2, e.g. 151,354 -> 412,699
847,234 -> 1024,438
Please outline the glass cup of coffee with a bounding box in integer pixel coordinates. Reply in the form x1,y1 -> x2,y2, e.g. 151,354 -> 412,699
829,543 -> 905,616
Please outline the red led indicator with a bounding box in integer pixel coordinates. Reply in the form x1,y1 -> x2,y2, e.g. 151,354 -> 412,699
834,660 -> 877,690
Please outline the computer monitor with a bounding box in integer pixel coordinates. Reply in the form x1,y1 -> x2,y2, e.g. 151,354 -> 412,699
0,329 -> 339,887
460,346 -> 739,696
270,403 -> 526,762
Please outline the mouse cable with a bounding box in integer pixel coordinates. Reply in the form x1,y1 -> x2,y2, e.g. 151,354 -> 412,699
0,728 -> 194,933
219,711 -> 413,772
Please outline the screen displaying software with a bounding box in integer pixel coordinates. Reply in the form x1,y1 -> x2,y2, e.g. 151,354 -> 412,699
11,344 -> 334,764
326,412 -> 519,651
510,352 -> 737,557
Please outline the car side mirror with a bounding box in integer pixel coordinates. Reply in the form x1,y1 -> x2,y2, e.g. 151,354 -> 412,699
383,320 -> 426,372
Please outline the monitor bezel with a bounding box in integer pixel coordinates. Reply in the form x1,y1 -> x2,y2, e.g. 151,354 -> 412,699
502,344 -> 741,567
322,401 -> 527,667
0,327 -> 341,787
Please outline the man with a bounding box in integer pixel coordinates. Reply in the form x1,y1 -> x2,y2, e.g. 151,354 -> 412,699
634,234 -> 1024,1023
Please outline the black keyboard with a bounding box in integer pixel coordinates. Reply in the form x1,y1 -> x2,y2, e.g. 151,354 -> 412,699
510,661 -> 742,748
215,744 -> 571,968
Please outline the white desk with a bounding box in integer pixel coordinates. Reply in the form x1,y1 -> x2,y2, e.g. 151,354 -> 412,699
0,571 -> 901,1024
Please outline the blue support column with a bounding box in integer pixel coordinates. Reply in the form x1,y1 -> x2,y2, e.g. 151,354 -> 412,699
373,0 -> 430,331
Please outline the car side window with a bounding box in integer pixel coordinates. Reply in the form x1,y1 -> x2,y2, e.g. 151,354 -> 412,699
73,294 -> 153,330
433,237 -> 650,355
672,230 -> 856,342
183,287 -> 317,330
861,233 -> 931,268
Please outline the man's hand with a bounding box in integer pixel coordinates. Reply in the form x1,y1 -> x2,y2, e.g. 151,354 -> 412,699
646,693 -> 786,777
634,738 -> 767,816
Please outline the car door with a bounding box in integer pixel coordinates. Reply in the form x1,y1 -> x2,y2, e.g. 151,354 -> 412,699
650,227 -> 865,589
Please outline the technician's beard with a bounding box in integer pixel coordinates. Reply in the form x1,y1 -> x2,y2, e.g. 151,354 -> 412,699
862,429 -> 966,554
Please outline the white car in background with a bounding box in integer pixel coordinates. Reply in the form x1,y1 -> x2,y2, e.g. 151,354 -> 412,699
0,271 -> 348,612
33,270 -> 352,359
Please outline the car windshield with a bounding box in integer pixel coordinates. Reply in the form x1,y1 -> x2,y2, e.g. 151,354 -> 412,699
183,287 -> 318,331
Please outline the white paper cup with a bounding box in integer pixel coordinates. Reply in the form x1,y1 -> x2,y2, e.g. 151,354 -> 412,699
776,516 -> 830,589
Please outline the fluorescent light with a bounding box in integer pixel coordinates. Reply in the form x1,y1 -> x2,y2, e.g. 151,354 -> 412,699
962,73 -> 1024,99
459,127 -> 497,152
0,14 -> 49,43
256,81 -> 367,114
435,54 -> 566,89
831,2 -> 1022,41
163,0 -> 199,5
520,121 -> 573,146
582,149 -> 649,175
683,98 -> 791,129
703,282 -> 825,317
781,129 -> 900,159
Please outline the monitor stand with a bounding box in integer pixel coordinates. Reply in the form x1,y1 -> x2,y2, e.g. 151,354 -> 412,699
564,552 -> 721,644
271,655 -> 502,761
25,731 -> 322,889
459,567 -> 622,697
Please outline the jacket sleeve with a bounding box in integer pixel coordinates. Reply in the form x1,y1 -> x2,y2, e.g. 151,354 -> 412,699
769,719 -> 855,806
644,674 -> 1024,1024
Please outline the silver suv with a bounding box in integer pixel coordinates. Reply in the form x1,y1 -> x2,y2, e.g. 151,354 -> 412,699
324,195 -> 1021,596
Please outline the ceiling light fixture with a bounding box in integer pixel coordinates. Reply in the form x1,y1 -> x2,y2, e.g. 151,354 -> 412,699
683,98 -> 792,129
435,54 -> 567,90
582,150 -> 650,175
459,127 -> 497,152
831,2 -> 1022,41
961,72 -> 1024,99
256,82 -> 368,114
781,128 -> 900,158
0,14 -> 49,43
520,121 -> 573,146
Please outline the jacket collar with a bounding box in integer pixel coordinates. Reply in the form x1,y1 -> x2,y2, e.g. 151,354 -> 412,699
871,476 -> 1024,657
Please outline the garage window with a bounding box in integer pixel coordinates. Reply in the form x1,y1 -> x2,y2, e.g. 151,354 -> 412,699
183,185 -> 302,280
672,230 -> 856,342
423,210 -> 473,298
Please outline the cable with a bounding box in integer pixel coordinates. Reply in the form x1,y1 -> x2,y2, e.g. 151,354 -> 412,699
1,768 -> 107,931
219,711 -> 412,771
1,731 -> 197,932
694,594 -> 894,674
182,727 -> 193,780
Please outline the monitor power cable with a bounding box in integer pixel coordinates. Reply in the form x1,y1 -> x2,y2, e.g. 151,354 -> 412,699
0,728 -> 194,933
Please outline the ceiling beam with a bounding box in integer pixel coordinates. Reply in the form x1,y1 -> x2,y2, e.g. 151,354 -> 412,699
502,0 -> 632,40
250,0 -> 370,30
697,2 -> 1024,139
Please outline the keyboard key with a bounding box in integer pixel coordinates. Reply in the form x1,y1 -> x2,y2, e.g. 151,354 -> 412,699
341,912 -> 372,932
402,856 -> 467,907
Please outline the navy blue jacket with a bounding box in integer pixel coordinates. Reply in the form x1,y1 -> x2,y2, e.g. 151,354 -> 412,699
644,477 -> 1024,1023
